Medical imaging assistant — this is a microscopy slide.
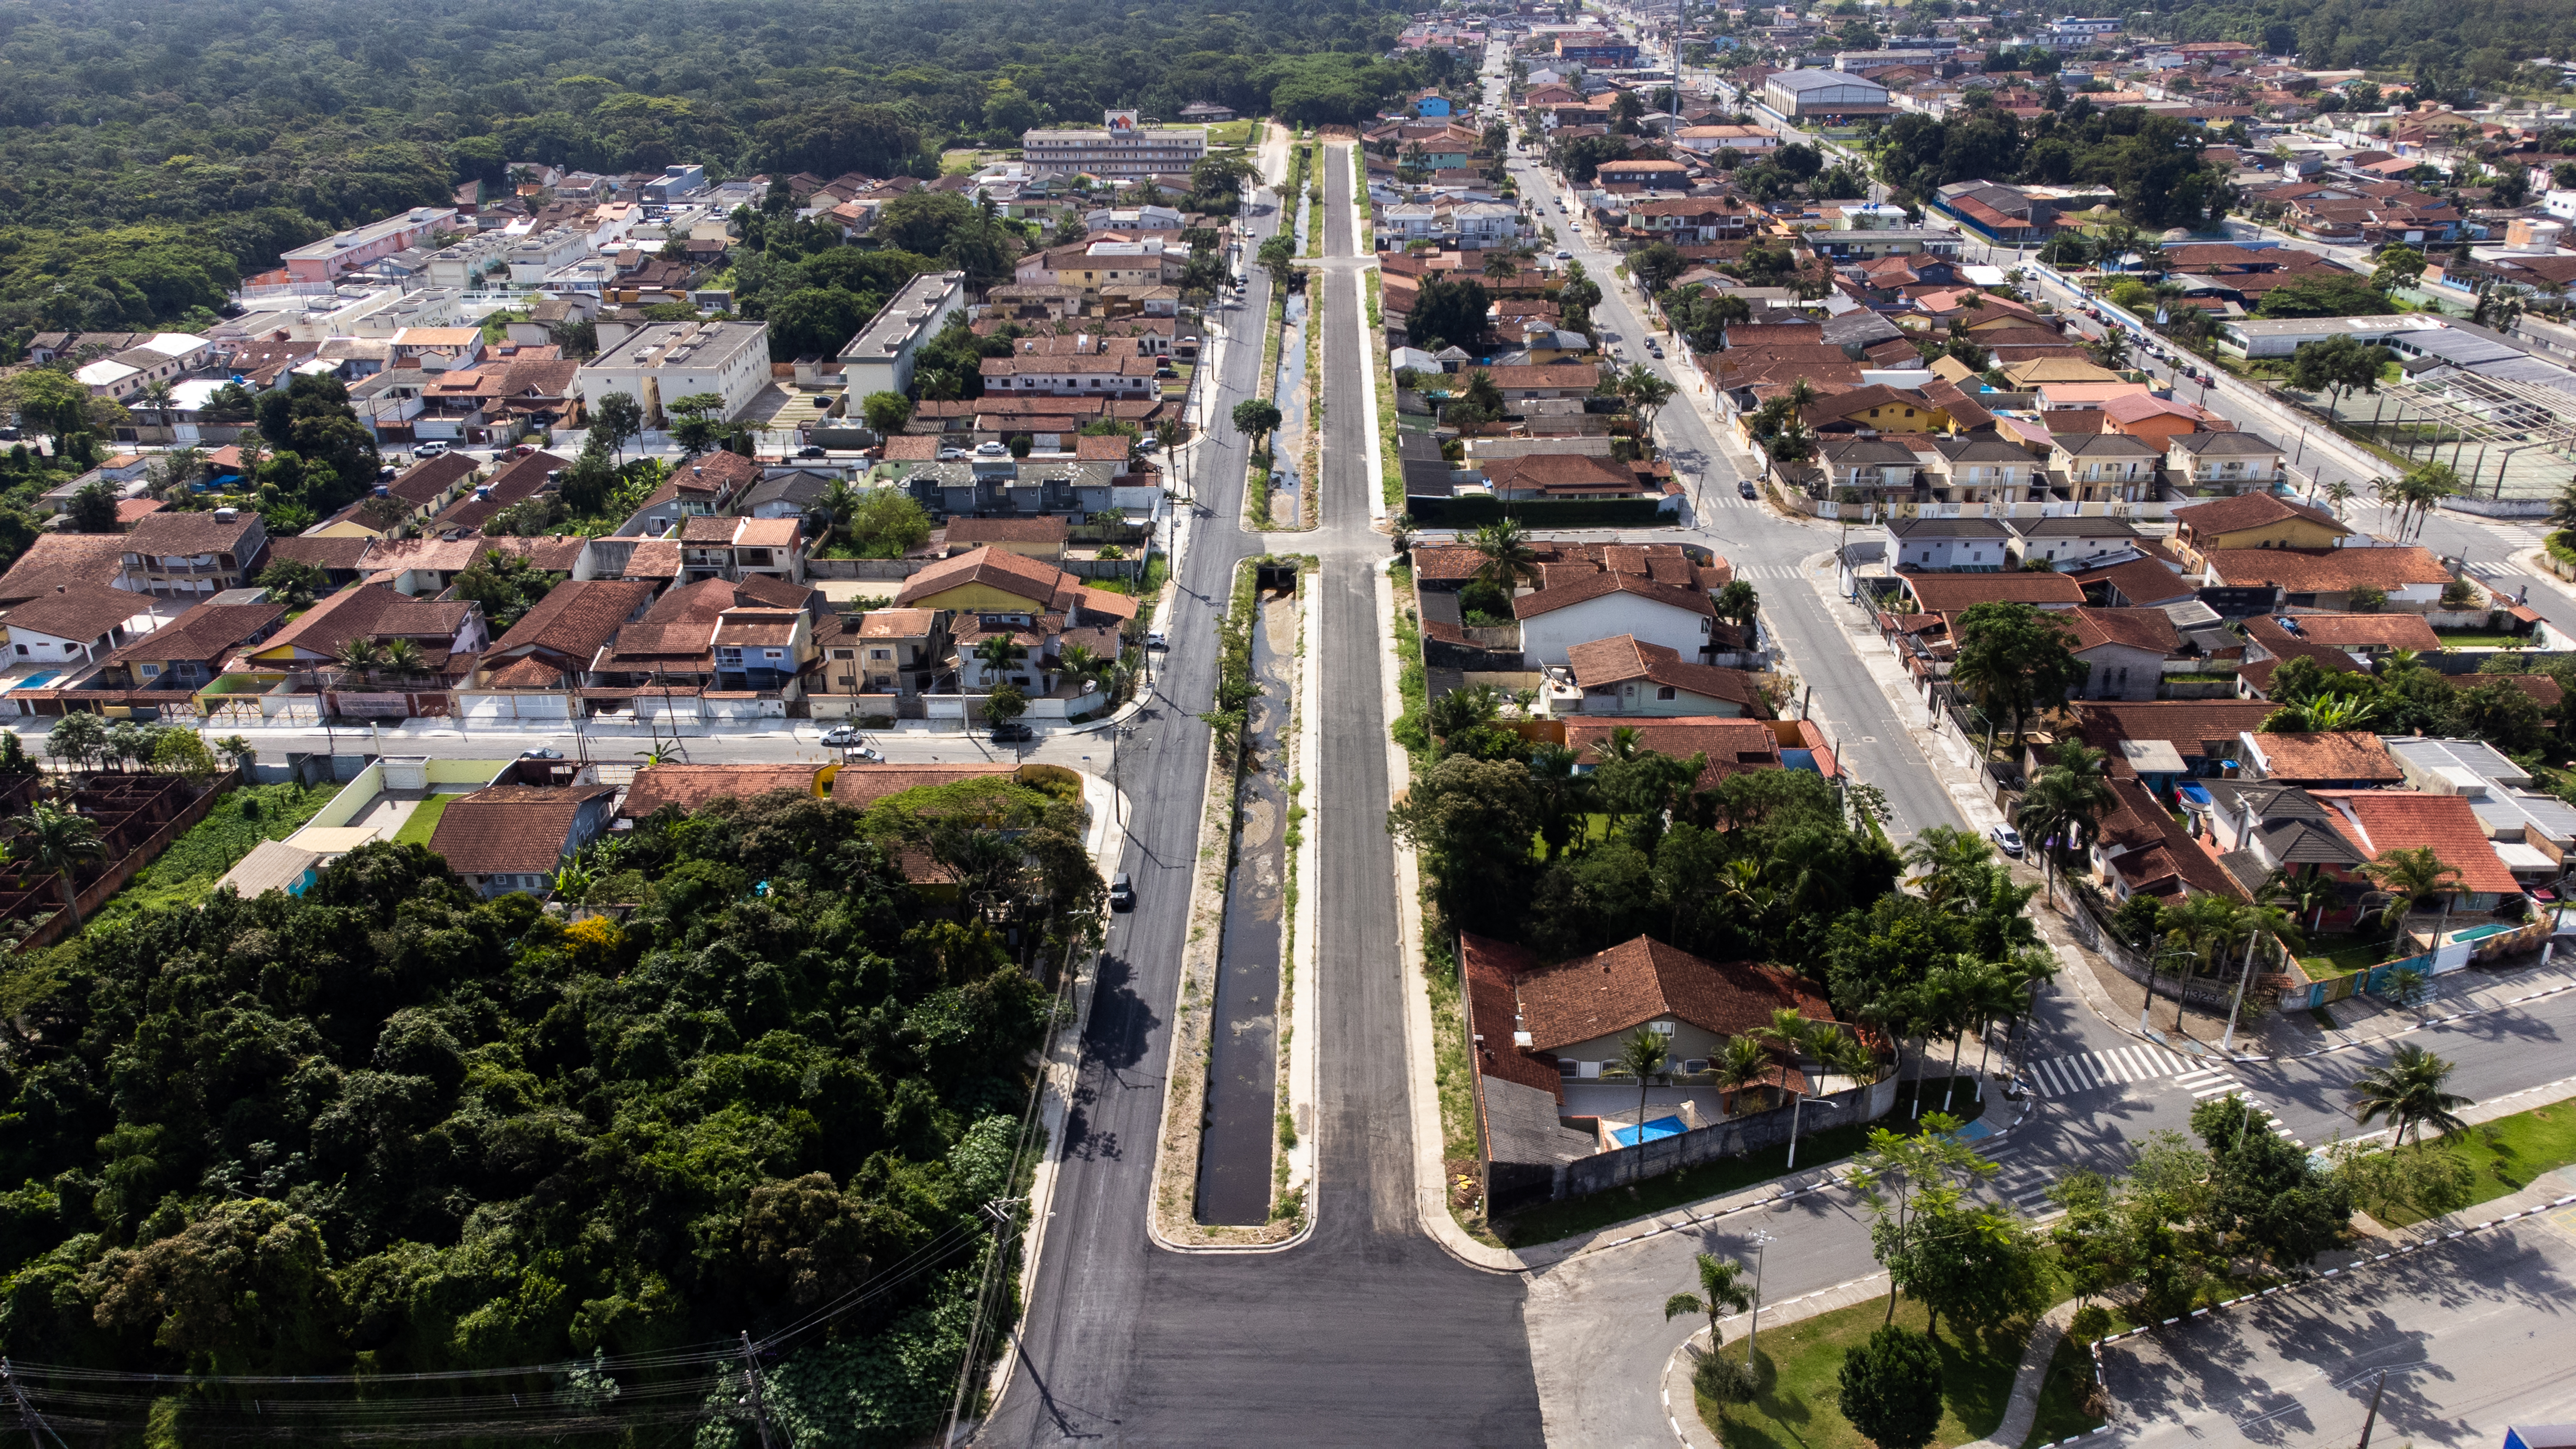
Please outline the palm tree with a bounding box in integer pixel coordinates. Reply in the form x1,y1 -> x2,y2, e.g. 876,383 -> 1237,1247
1663,1252 -> 1757,1350
1902,825 -> 1992,907
1056,642 -> 1108,696
972,633 -> 1029,691
2016,743 -> 2114,906
335,637 -> 384,678
2262,866 -> 2341,938
1467,518 -> 1543,593
2360,846 -> 2460,942
814,480 -> 863,549
2323,477 -> 2357,519
9,801 -> 106,930
1608,1027 -> 1670,1151
1712,1032 -> 1776,1115
1619,363 -> 1678,443
1483,251 -> 1521,279
2160,892 -> 2245,996
377,638 -> 426,679
1388,513 -> 1418,556
1591,724 -> 1647,765
2351,1044 -> 2473,1146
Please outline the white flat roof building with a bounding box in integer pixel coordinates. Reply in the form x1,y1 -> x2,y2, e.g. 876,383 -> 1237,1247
1022,111 -> 1208,179
838,271 -> 968,401
576,319 -> 771,425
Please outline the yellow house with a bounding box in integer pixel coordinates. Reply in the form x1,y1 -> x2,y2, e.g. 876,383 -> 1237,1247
1804,385 -> 1956,434
2170,492 -> 2352,567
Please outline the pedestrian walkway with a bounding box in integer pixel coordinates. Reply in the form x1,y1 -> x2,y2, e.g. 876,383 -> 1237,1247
1979,1137 -> 2059,1214
2019,1043 -> 2198,1097
1725,562 -> 1810,580
2173,1064 -> 2304,1148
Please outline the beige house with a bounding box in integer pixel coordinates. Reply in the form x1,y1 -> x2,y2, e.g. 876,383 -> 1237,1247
2049,433 -> 2161,503
2166,431 -> 2286,493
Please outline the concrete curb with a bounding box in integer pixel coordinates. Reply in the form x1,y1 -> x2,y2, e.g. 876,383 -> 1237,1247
1380,562 -> 1526,1275
1657,1273 -> 1895,1449
1142,558 -> 1315,1256
2085,1190 -> 2576,1403
988,769 -> 1133,1416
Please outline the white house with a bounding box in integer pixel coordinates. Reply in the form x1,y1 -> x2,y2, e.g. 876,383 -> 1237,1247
0,582 -> 156,668
1514,574 -> 1718,668
573,319 -> 771,425
1561,635 -> 1765,717
1886,517 -> 2013,572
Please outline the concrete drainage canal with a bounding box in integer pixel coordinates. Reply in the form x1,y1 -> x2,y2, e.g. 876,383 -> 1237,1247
1195,564 -> 1300,1226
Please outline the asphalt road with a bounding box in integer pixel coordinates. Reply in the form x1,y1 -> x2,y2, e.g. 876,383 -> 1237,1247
2103,1214 -> 2576,1446
1525,983 -> 2576,1448
981,139 -> 1544,1447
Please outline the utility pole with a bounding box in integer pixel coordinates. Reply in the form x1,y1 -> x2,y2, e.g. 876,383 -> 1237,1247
739,1332 -> 777,1449
2354,1369 -> 2387,1449
1742,1232 -> 1774,1365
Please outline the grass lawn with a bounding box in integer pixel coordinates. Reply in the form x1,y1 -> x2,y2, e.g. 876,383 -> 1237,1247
2372,1099 -> 2576,1226
2020,1337 -> 2105,1447
393,792 -> 457,847
1696,1292 -> 2027,1449
85,782 -> 335,930
2429,632 -> 2529,649
1205,119 -> 1257,146
1493,1077 -> 1992,1247
2297,932 -> 2397,977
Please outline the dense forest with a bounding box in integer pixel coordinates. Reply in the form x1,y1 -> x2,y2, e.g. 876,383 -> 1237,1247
0,778 -> 1102,1443
2129,0 -> 2576,85
0,0 -> 1423,344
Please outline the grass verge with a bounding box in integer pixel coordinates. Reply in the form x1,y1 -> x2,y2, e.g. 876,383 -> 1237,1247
1698,1292 -> 2025,1449
1368,272 -> 1403,511
393,792 -> 456,848
85,781 -> 330,931
2373,1098 -> 2576,1224
1492,1076 -> 1990,1248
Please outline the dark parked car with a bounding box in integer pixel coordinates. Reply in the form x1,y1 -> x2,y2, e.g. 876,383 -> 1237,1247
1108,873 -> 1136,911
1738,479 -> 1758,498
990,721 -> 1035,743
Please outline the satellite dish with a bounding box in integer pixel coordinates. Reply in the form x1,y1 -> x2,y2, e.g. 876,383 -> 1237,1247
1081,679 -> 1098,693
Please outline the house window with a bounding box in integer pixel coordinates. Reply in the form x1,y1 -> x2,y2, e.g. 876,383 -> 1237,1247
867,649 -> 890,660
1656,685 -> 1678,700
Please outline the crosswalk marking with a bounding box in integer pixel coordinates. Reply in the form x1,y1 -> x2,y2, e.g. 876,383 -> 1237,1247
2021,1044 -> 2196,1098
1725,563 -> 1808,580
2465,560 -> 2526,580
2172,1066 -> 2308,1147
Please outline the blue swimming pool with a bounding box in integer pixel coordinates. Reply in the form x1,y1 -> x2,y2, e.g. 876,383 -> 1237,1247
1609,1115 -> 1688,1147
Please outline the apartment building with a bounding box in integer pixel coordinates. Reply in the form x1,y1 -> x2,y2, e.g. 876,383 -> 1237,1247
839,271 -> 968,399
574,319 -> 770,424
1021,111 -> 1208,179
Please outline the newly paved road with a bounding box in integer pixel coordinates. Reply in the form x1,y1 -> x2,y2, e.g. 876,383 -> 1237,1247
981,139 -> 1544,1447
2103,1213 -> 2576,1446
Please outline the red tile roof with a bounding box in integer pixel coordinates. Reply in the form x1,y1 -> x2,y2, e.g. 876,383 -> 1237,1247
0,581 -> 151,644
2066,606 -> 2180,656
1565,635 -> 1764,713
2172,492 -> 2348,539
619,763 -> 823,818
428,784 -> 614,875
1507,935 -> 1832,1053
2201,546 -> 2450,593
894,546 -> 1081,611
1902,572 -> 2085,611
1513,570 -> 1714,620
2244,730 -> 2402,784
829,763 -> 1019,810
2313,790 -> 2520,896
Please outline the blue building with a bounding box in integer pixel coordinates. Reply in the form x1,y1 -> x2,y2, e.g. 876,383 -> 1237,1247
1413,90 -> 1452,117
